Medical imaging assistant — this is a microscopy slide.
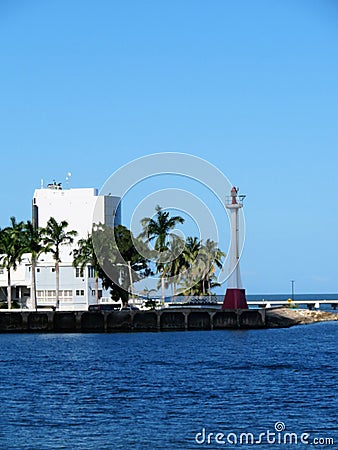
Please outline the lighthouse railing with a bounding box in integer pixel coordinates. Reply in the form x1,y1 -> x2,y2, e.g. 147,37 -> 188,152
225,195 -> 246,206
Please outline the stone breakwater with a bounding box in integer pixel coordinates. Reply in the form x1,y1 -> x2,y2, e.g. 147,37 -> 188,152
0,307 -> 336,333
266,307 -> 338,328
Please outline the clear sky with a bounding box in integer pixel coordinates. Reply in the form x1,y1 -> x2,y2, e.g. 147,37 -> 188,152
0,0 -> 337,294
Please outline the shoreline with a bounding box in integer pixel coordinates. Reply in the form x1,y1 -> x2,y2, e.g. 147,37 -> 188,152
265,307 -> 338,328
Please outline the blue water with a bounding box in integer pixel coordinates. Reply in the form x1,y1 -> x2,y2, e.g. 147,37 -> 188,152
0,324 -> 337,449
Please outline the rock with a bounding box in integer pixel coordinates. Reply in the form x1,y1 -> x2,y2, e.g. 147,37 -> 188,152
266,307 -> 338,328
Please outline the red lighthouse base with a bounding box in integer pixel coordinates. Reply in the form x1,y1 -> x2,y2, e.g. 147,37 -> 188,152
222,288 -> 248,309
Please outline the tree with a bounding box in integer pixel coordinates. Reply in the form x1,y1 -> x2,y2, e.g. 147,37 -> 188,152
178,237 -> 225,297
180,236 -> 203,296
42,217 -> 77,310
161,235 -> 187,299
140,286 -> 158,300
0,217 -> 26,309
23,221 -> 48,310
144,299 -> 159,310
140,205 -> 184,303
200,239 -> 225,296
73,233 -> 101,304
93,224 -> 150,306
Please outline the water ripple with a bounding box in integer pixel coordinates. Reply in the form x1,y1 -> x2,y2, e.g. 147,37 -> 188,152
0,323 -> 336,449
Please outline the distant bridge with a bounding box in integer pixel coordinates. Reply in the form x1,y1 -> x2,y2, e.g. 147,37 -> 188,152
247,300 -> 338,310
166,298 -> 338,310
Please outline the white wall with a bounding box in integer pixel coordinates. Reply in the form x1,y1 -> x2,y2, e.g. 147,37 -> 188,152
33,187 -> 120,262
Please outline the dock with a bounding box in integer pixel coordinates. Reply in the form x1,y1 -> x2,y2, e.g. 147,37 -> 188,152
0,306 -> 336,333
0,308 -> 266,333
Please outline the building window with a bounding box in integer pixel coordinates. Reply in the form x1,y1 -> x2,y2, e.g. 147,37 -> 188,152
51,268 -> 55,272
37,268 -> 40,273
0,268 -> 3,275
76,290 -> 84,296
91,289 -> 102,298
60,290 -> 72,302
75,268 -> 84,278
88,266 -> 95,278
63,290 -> 72,297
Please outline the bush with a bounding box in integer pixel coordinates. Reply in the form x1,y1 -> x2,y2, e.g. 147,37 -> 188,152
144,299 -> 158,310
0,300 -> 21,309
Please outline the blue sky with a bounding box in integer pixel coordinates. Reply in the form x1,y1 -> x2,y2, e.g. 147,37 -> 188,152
0,0 -> 337,294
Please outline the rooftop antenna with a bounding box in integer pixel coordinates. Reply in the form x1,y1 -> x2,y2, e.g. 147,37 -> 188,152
66,172 -> 72,188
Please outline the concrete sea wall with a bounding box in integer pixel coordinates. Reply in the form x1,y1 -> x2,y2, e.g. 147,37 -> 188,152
0,308 -> 266,333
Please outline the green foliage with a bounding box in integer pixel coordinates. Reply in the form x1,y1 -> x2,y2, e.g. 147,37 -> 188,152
140,205 -> 185,301
42,217 -> 78,309
42,217 -> 78,262
144,299 -> 159,310
0,217 -> 27,308
0,300 -> 20,309
93,224 -> 151,305
23,221 -> 47,259
140,205 -> 185,271
158,234 -> 225,297
139,205 -> 226,298
22,221 -> 49,310
0,217 -> 26,271
73,233 -> 100,274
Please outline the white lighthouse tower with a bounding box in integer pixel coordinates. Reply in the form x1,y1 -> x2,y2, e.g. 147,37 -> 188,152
222,186 -> 248,309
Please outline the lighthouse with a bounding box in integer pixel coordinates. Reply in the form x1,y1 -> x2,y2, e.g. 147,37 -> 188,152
222,187 -> 248,309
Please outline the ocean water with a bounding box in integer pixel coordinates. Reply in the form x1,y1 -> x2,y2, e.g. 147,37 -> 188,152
0,323 -> 337,449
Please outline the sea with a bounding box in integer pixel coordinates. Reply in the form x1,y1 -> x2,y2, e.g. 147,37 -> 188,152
0,319 -> 337,449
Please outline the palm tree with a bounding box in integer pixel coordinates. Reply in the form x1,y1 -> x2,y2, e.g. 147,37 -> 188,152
178,237 -> 225,296
140,286 -> 158,300
23,221 -> 48,311
181,236 -> 203,296
0,217 -> 26,309
162,235 -> 187,299
140,205 -> 184,303
200,239 -> 225,296
42,217 -> 77,310
73,233 -> 100,304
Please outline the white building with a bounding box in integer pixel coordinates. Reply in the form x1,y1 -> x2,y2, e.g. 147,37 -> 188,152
0,183 -> 121,310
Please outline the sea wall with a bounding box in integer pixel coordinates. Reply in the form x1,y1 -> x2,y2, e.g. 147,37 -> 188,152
0,308 -> 266,333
